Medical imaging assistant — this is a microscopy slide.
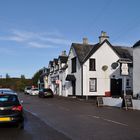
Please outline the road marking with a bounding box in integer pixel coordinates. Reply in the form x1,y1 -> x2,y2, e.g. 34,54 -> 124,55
24,108 -> 39,118
87,115 -> 128,127
87,115 -> 100,119
102,118 -> 128,126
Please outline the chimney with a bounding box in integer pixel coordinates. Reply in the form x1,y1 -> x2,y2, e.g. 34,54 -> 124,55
83,37 -> 88,45
99,31 -> 109,43
61,50 -> 67,56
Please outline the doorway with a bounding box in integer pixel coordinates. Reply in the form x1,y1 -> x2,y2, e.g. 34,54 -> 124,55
111,79 -> 122,96
72,81 -> 76,96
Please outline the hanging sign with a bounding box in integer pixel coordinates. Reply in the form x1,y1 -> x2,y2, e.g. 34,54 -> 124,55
121,63 -> 129,76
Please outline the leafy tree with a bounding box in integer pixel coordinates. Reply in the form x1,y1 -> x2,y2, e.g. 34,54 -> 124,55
6,73 -> 10,79
32,69 -> 43,87
21,75 -> 25,79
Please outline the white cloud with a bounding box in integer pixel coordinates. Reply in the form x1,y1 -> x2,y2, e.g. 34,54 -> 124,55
0,29 -> 71,49
0,36 -> 25,42
28,42 -> 56,48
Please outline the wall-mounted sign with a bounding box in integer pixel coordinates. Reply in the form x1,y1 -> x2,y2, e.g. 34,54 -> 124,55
121,63 -> 129,76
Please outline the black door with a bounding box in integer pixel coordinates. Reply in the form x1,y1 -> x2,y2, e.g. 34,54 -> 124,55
111,79 -> 122,96
72,81 -> 76,96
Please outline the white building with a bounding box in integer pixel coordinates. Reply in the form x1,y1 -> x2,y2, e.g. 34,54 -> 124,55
66,32 -> 133,97
133,40 -> 140,97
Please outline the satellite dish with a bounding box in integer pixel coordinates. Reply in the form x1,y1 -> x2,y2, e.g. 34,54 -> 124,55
111,62 -> 119,69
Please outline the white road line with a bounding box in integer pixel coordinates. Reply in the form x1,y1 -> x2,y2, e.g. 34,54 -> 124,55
87,115 -> 128,127
102,118 -> 128,126
87,115 -> 100,119
24,108 -> 39,118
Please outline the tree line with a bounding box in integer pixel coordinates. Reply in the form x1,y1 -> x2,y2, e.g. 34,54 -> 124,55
0,69 -> 43,92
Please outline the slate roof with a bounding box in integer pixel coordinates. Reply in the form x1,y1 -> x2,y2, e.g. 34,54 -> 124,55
113,46 -> 133,60
72,43 -> 98,64
133,40 -> 140,48
58,56 -> 68,63
49,61 -> 53,67
71,40 -> 132,65
53,58 -> 58,65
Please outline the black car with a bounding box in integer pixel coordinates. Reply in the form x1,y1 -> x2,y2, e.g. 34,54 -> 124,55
0,89 -> 24,129
38,88 -> 54,98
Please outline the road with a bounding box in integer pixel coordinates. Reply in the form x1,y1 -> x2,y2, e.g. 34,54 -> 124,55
1,93 -> 140,140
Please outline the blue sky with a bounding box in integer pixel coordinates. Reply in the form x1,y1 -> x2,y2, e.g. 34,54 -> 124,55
0,0 -> 140,78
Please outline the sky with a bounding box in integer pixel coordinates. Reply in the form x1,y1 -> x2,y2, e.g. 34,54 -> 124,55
0,0 -> 140,78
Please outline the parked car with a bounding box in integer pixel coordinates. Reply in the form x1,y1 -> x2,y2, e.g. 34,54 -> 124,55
0,88 -> 15,94
24,86 -> 32,94
29,88 -> 39,96
38,88 -> 54,98
0,89 -> 24,129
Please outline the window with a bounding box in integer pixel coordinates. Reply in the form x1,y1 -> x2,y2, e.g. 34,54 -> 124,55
89,59 -> 96,71
89,78 -> 97,92
126,79 -> 130,87
71,57 -> 76,73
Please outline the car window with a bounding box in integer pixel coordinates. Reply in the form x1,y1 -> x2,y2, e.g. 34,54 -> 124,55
43,89 -> 52,92
0,95 -> 19,106
33,88 -> 38,91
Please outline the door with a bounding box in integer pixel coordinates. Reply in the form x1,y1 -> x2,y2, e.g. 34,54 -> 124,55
111,79 -> 122,96
72,81 -> 76,96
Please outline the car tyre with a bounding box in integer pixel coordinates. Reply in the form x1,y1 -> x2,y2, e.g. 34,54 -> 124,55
18,122 -> 24,129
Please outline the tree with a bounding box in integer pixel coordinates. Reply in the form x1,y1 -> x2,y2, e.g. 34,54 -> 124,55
32,69 -> 43,87
6,73 -> 10,79
21,75 -> 25,79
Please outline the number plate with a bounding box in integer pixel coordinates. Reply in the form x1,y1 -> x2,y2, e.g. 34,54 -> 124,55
0,117 -> 11,122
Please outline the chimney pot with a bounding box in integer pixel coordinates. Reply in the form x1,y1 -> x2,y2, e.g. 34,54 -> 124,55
99,31 -> 109,43
83,38 -> 88,44
61,50 -> 67,56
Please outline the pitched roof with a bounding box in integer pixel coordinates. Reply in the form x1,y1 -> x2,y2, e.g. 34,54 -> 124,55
133,40 -> 140,48
72,40 -> 132,64
113,46 -> 133,60
53,58 -> 58,65
49,61 -> 53,67
72,43 -> 97,64
58,56 -> 68,63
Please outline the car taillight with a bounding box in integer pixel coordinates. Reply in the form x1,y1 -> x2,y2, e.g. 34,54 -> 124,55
12,105 -> 23,111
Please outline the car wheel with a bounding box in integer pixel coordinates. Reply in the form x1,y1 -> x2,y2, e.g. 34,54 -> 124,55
18,122 -> 24,129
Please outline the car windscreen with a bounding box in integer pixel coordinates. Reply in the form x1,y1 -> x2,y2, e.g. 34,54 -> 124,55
26,87 -> 31,90
33,88 -> 38,91
0,94 -> 19,107
43,89 -> 52,92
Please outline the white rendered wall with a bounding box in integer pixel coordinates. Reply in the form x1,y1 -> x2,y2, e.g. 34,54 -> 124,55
83,42 -> 120,96
67,48 -> 82,96
133,47 -> 140,96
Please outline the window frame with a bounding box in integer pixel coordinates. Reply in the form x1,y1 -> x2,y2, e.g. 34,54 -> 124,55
89,78 -> 97,92
89,58 -> 96,71
71,57 -> 77,73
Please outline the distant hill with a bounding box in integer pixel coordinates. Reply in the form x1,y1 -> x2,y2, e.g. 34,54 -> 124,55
0,78 -> 33,91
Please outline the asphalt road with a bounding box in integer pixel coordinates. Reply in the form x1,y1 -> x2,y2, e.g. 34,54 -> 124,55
0,110 -> 70,140
1,93 -> 140,140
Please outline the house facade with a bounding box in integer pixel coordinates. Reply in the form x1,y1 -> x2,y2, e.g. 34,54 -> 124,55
133,40 -> 140,97
66,32 -> 133,97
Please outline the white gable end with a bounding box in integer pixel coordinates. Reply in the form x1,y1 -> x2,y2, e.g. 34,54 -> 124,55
83,42 -> 120,96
